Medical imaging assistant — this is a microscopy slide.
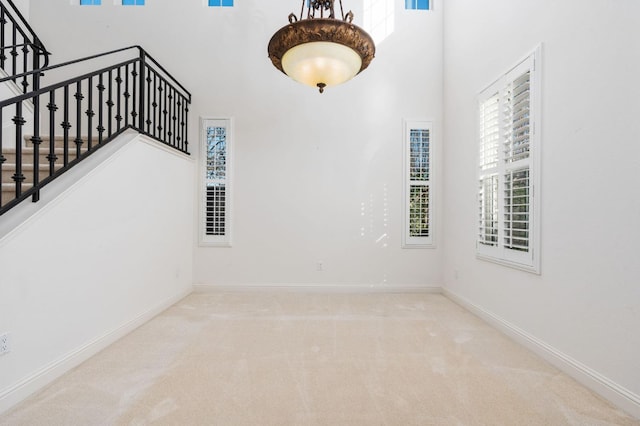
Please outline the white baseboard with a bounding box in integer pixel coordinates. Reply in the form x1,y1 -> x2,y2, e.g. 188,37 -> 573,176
0,288 -> 192,416
194,283 -> 442,294
443,288 -> 640,420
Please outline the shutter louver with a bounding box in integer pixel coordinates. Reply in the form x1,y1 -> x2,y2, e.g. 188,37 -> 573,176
503,168 -> 529,251
410,129 -> 430,181
504,71 -> 531,164
479,94 -> 500,171
409,185 -> 429,237
478,175 -> 498,246
206,184 -> 226,236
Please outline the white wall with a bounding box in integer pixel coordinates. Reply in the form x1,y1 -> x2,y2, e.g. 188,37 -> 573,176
0,134 -> 194,412
29,0 -> 444,289
10,0 -> 28,19
443,0 -> 640,415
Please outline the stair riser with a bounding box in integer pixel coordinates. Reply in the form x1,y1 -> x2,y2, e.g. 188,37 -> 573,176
2,166 -> 63,183
2,150 -> 81,164
24,136 -> 99,151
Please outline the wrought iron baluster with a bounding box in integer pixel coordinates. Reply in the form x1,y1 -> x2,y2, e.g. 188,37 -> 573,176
131,63 -> 138,126
47,90 -> 58,176
145,69 -> 152,134
0,8 -> 6,70
62,85 -> 70,166
179,95 -> 186,152
86,76 -> 94,151
167,88 -> 173,146
30,49 -> 42,201
12,101 -> 25,197
171,88 -> 177,148
21,41 -> 29,93
75,81 -> 84,158
162,80 -> 168,143
107,69 -> 113,138
124,63 -> 130,127
11,25 -> 17,84
176,97 -> 182,151
138,50 -> 145,132
97,74 -> 105,145
157,77 -> 164,140
115,67 -> 122,131
184,101 -> 189,153
152,71 -> 157,138
31,92 -> 42,202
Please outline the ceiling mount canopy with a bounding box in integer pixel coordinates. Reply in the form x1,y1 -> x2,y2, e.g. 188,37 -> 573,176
268,0 -> 375,94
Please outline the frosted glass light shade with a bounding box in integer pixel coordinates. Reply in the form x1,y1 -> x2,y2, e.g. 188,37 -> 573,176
281,42 -> 363,89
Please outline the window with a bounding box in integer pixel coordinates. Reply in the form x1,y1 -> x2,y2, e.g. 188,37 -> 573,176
122,0 -> 144,5
405,0 -> 429,10
208,0 -> 233,6
201,118 -> 232,246
477,46 -> 541,272
80,0 -> 101,5
403,120 -> 433,248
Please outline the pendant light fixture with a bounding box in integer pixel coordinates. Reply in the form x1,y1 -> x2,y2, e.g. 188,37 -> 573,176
268,0 -> 375,94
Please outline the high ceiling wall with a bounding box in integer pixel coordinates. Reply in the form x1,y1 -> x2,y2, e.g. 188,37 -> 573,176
30,0 -> 444,288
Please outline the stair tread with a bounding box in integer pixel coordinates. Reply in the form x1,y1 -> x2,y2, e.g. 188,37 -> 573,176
2,182 -> 33,189
2,146 -> 88,153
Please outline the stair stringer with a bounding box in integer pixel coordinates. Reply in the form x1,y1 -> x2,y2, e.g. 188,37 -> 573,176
0,129 -> 139,241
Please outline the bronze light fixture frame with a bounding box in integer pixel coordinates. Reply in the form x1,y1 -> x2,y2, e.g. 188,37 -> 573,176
268,0 -> 375,93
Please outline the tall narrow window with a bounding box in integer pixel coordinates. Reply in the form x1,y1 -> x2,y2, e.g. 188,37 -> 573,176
477,46 -> 541,272
201,118 -> 232,246
404,120 -> 433,248
122,0 -> 144,5
80,0 -> 101,5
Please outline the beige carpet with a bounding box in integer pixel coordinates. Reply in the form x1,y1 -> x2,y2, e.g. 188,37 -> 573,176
1,292 -> 637,425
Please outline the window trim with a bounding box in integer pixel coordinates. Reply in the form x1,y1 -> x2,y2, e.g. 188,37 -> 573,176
403,119 -> 435,249
476,45 -> 541,274
199,117 -> 233,247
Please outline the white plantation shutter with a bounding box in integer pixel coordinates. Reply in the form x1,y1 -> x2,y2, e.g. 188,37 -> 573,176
404,121 -> 433,247
201,118 -> 232,246
478,174 -> 498,247
477,47 -> 540,272
479,93 -> 500,172
503,168 -> 530,251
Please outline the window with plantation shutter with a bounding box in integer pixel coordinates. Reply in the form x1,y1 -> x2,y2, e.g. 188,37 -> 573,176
477,47 -> 540,272
201,118 -> 232,246
404,120 -> 434,248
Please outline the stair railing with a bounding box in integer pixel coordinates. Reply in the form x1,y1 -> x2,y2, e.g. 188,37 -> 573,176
0,0 -> 50,93
0,45 -> 191,215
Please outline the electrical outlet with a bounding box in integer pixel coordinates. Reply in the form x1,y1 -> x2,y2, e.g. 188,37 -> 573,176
316,261 -> 324,271
0,333 -> 10,355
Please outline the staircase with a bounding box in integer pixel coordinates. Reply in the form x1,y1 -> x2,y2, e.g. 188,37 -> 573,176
1,135 -> 92,207
0,0 -> 191,216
